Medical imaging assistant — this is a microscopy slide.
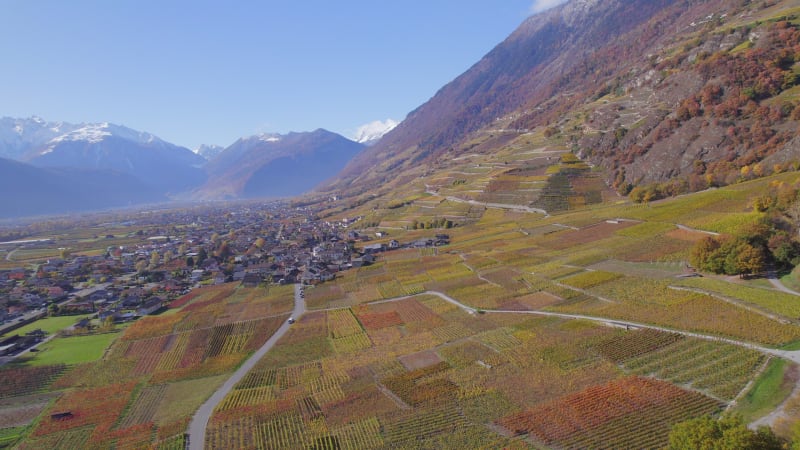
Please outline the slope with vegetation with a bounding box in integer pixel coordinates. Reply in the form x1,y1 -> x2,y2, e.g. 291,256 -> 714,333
207,167 -> 800,447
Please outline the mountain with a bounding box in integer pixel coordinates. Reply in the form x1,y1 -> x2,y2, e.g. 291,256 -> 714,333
26,123 -> 206,193
0,156 -> 164,219
195,144 -> 225,160
197,129 -> 365,200
353,119 -> 399,146
326,0 -> 685,193
323,0 -> 793,201
0,117 -> 82,161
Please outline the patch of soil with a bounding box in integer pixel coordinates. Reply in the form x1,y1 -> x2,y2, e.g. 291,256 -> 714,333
398,350 -> 443,371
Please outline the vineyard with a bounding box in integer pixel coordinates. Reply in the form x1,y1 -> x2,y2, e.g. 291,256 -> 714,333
2,282 -> 294,448
206,296 -> 669,448
0,364 -> 67,398
598,330 -> 767,401
496,376 -> 723,449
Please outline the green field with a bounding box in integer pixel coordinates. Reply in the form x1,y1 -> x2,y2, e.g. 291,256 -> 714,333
16,332 -> 120,366
1,315 -> 87,340
733,358 -> 794,423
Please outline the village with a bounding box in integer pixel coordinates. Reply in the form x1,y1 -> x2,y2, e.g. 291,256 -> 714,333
0,201 -> 450,357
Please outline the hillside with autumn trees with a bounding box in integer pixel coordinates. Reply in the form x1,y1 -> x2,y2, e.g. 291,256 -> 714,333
321,1 -> 800,211
691,179 -> 800,277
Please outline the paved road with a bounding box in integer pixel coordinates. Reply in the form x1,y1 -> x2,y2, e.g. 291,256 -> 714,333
187,284 -> 305,450
676,224 -> 720,236
767,271 -> 800,296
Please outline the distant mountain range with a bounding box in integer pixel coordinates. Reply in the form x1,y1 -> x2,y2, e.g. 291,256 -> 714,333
31,122 -> 207,193
0,156 -> 163,219
0,117 -> 376,218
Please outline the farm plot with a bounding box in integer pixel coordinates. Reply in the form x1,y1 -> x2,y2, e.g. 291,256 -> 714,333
539,221 -> 638,251
674,276 -> 800,319
117,384 -> 167,428
17,426 -> 93,450
559,270 -> 622,289
496,376 -> 723,449
611,234 -> 695,262
22,332 -> 119,367
328,309 -> 372,354
28,381 -> 138,448
0,364 -> 67,398
550,277 -> 800,345
594,328 -> 684,363
608,334 -> 766,401
0,393 -> 59,429
305,284 -> 348,310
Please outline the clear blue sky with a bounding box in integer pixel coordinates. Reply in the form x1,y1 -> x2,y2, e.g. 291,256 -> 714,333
1,1 -> 563,149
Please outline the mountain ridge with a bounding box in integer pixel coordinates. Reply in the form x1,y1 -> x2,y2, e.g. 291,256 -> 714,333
196,128 -> 366,200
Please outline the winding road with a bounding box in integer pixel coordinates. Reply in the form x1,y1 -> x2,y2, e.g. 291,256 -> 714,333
767,271 -> 800,296
187,284 -> 305,450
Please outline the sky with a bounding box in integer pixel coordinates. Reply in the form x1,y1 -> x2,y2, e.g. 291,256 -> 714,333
1,0 -> 566,149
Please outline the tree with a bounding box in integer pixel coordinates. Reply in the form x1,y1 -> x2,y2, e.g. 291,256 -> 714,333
135,260 -> 147,273
668,416 -> 782,450
101,315 -> 115,330
691,236 -> 726,273
149,251 -> 160,269
723,241 -> 767,277
216,241 -> 232,261
768,232 -> 800,268
197,248 -> 208,266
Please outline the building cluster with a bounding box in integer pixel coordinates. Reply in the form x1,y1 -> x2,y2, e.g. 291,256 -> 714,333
0,202 -> 451,334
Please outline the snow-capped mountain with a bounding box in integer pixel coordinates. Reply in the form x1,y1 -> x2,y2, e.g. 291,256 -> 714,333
0,116 -> 83,160
37,122 -> 168,155
28,122 -> 206,193
194,144 -> 226,161
353,119 -> 399,145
